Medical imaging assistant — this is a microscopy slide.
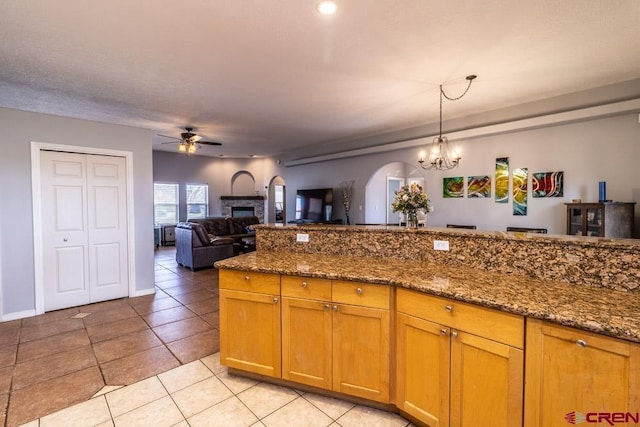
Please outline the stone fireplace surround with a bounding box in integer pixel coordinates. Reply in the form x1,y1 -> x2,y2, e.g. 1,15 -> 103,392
221,196 -> 265,222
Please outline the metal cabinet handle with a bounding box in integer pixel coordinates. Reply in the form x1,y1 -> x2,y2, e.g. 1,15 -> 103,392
244,276 -> 250,281
445,305 -> 453,312
332,305 -> 338,311
440,328 -> 448,335
356,287 -> 363,294
451,330 -> 459,338
324,304 -> 330,310
301,282 -> 308,288
273,297 -> 279,304
576,339 -> 587,347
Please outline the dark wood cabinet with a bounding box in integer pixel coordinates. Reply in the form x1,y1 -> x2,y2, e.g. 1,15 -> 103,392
565,202 -> 635,238
161,224 -> 176,245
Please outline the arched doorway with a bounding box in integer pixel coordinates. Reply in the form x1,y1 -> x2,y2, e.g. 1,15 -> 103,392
364,161 -> 425,225
268,176 -> 286,223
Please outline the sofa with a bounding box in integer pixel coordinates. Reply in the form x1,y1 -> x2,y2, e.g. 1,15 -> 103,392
175,222 -> 235,270
188,216 -> 260,254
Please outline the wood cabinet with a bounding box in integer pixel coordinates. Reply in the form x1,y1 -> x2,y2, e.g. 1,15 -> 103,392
524,319 -> 640,427
565,202 -> 635,238
281,276 -> 333,389
332,280 -> 390,403
219,269 -> 281,378
281,277 -> 391,403
396,288 -> 524,427
161,224 -> 176,245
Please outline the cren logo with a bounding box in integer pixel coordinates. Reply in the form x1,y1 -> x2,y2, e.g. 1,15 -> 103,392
565,411 -> 640,425
565,411 -> 587,424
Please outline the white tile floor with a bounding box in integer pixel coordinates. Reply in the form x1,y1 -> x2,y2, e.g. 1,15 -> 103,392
20,353 -> 412,427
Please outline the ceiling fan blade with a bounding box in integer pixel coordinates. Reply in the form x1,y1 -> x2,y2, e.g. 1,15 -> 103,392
160,141 -> 179,145
199,141 -> 222,146
158,134 -> 180,140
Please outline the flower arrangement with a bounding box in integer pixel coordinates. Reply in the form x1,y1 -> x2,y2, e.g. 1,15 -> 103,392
391,183 -> 432,227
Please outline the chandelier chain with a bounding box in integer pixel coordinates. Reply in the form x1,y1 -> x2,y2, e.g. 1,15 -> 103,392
440,76 -> 475,101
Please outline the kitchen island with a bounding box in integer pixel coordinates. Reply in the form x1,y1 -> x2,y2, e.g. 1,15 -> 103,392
215,225 -> 640,427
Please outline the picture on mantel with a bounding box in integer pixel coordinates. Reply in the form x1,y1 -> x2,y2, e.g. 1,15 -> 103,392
495,157 -> 509,203
513,168 -> 528,215
532,171 -> 564,197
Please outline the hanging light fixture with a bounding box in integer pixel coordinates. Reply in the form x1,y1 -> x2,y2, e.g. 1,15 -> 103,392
419,75 -> 477,170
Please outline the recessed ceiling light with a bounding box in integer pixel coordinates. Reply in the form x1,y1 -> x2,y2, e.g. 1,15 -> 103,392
317,1 -> 337,15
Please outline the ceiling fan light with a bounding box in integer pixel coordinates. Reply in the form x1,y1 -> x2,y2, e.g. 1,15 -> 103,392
178,142 -> 187,152
188,143 -> 197,154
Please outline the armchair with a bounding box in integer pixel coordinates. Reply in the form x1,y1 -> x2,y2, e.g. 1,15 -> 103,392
175,222 -> 234,270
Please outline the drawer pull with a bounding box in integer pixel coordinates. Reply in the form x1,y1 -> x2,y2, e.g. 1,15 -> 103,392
273,297 -> 279,304
451,331 -> 459,338
576,339 -> 587,347
244,275 -> 250,281
445,305 -> 453,312
333,305 -> 338,311
356,287 -> 363,294
440,328 -> 448,335
324,304 -> 330,310
301,281 -> 308,288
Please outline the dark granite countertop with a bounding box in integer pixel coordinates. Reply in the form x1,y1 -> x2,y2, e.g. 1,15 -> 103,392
216,250 -> 640,344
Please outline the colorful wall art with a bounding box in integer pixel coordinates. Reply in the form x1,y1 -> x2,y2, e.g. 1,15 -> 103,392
495,157 -> 509,203
468,176 -> 491,198
443,177 -> 464,198
532,171 -> 564,197
513,167 -> 528,215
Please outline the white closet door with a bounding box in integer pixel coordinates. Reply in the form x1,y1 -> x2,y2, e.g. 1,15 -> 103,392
86,154 -> 128,302
41,151 -> 91,311
41,151 -> 129,311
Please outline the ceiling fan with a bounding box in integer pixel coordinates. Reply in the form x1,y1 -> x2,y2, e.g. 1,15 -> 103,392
158,127 -> 222,154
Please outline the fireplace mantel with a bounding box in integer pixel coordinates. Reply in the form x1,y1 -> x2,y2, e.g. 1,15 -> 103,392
221,196 -> 265,200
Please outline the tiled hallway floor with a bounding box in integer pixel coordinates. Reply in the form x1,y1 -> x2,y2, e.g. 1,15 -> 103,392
2,247 -> 410,427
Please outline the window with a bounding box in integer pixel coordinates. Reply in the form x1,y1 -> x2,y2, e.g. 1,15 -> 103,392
187,183 -> 209,219
154,183 -> 178,225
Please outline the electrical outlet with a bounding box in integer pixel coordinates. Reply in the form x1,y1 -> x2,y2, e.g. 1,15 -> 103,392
296,233 -> 309,243
433,240 -> 450,251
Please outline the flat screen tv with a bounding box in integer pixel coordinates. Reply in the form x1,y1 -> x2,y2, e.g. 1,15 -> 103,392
295,188 -> 333,222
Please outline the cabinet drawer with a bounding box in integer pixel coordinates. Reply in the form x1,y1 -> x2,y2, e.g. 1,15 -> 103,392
282,275 -> 331,300
332,280 -> 390,309
397,288 -> 523,348
220,269 -> 280,295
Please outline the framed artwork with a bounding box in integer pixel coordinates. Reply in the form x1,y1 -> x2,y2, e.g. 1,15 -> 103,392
513,167 -> 528,215
443,177 -> 464,198
495,157 -> 509,203
468,175 -> 491,198
532,171 -> 564,197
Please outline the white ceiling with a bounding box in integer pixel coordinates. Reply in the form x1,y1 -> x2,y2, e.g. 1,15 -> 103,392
1,1 -> 639,158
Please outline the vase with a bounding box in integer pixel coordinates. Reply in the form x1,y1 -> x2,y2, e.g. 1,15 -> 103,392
406,210 -> 419,228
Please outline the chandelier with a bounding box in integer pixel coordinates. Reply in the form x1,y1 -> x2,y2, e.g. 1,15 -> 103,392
419,75 -> 477,170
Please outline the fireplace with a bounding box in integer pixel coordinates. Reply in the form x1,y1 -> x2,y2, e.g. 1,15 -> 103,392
232,206 -> 255,217
221,196 -> 265,222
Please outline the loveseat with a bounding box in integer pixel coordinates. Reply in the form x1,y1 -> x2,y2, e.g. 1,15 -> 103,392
175,222 -> 234,270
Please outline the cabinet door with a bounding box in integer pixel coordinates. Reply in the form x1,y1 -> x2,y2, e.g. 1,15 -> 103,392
525,319 -> 640,427
396,313 -> 450,427
333,303 -> 390,402
281,297 -> 332,389
219,289 -> 281,378
450,331 -> 523,427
